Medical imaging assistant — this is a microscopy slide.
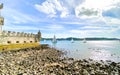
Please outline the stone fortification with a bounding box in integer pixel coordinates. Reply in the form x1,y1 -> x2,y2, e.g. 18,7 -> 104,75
0,30 -> 41,45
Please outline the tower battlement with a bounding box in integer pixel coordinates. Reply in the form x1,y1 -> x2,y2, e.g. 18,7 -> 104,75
1,31 -> 36,37
0,30 -> 41,45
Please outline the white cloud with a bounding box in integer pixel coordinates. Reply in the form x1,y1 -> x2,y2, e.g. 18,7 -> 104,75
75,7 -> 100,18
42,33 -> 76,38
70,29 -> 104,34
73,0 -> 120,35
111,26 -> 120,32
82,0 -> 115,9
103,6 -> 120,19
34,0 -> 120,20
3,8 -> 40,24
60,21 -> 85,25
78,0 -> 119,10
60,7 -> 69,18
35,2 -> 56,16
68,29 -> 117,38
70,30 -> 84,34
69,29 -> 112,38
44,24 -> 64,31
60,0 -> 83,8
104,17 -> 120,25
82,26 -> 102,29
75,0 -> 120,19
3,25 -> 39,31
34,0 -> 69,18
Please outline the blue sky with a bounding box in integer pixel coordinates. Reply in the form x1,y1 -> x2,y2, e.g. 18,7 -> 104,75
1,0 -> 120,38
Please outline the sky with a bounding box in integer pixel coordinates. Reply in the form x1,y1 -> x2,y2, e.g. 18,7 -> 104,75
0,0 -> 120,38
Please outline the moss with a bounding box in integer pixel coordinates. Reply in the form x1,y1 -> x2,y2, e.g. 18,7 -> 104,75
0,43 -> 40,51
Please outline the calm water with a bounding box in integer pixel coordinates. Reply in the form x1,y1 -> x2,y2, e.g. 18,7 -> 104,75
41,40 -> 120,62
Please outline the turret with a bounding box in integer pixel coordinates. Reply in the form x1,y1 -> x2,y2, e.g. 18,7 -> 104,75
35,30 -> 41,42
37,30 -> 41,40
0,3 -> 4,35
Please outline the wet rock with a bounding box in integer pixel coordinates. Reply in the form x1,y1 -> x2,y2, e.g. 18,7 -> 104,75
68,58 -> 74,61
82,69 -> 90,75
17,73 -> 23,75
110,62 -> 117,67
23,73 -> 27,75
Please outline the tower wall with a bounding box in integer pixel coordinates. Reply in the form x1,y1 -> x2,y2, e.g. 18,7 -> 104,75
0,31 -> 40,45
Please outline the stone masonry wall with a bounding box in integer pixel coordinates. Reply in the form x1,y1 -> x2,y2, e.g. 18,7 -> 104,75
0,31 -> 38,45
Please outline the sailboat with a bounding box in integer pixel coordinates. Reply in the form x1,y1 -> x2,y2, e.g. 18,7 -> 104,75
52,35 -> 57,43
71,38 -> 74,43
83,38 -> 87,43
44,39 -> 46,43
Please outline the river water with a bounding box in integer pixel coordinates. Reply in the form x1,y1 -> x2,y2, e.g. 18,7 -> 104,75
41,40 -> 120,62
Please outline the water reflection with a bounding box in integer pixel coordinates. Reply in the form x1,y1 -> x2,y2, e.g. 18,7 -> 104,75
90,49 -> 111,61
52,42 -> 57,48
41,40 -> 120,62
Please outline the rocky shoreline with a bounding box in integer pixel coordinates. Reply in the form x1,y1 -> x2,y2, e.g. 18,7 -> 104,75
0,44 -> 120,75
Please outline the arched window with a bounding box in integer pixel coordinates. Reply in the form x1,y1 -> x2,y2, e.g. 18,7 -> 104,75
16,41 -> 19,43
7,41 -> 11,44
30,41 -> 32,43
24,41 -> 26,43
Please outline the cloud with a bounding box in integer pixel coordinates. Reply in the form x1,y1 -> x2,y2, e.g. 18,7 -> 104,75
60,21 -> 85,25
111,26 -> 120,32
69,29 -> 109,35
42,33 -> 77,38
3,25 -> 39,31
34,0 -> 120,20
34,0 -> 69,18
60,8 -> 69,18
103,6 -> 120,19
75,7 -> 99,18
74,0 -> 120,19
43,24 -> 64,31
82,26 -> 102,29
35,2 -> 56,16
104,17 -> 120,25
3,8 -> 40,24
60,0 -> 83,8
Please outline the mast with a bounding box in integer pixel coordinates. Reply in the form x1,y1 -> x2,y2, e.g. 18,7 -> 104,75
52,35 -> 57,43
71,38 -> 74,43
83,38 -> 86,43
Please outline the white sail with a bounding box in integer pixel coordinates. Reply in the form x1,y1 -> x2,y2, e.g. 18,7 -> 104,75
52,35 -> 57,43
44,39 -> 46,42
83,38 -> 86,43
71,38 -> 74,43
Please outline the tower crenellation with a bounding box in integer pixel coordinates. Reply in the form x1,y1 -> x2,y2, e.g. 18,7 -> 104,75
1,31 -> 37,37
0,30 -> 41,45
0,3 -> 4,34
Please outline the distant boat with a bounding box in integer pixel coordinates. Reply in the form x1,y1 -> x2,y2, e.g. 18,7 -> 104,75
52,35 -> 57,43
44,39 -> 46,43
71,38 -> 74,43
83,38 -> 87,43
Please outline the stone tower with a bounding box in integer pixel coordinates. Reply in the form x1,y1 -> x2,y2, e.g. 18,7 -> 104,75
0,3 -> 4,35
35,30 -> 41,42
37,30 -> 41,40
